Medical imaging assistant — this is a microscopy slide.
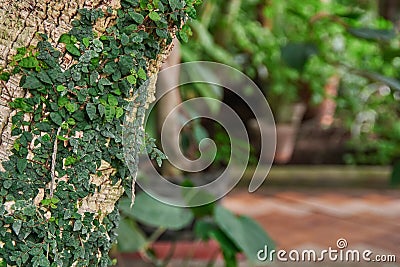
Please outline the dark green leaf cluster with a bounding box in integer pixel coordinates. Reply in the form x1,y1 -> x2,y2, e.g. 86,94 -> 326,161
0,0 -> 201,266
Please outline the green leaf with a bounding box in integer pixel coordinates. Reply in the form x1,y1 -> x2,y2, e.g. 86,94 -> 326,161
64,156 -> 77,166
57,135 -> 69,141
17,158 -> 27,173
281,42 -> 318,71
58,96 -> 69,107
67,117 -> 76,125
49,112 -> 63,126
105,105 -> 116,122
21,76 -> 43,90
0,71 -> 10,82
128,11 -> 144,24
149,11 -> 161,21
36,71 -> 52,84
137,68 -> 147,80
56,85 -> 66,92
348,27 -> 395,41
107,94 -> 118,106
65,102 -> 77,113
86,103 -> 97,121
66,44 -> 81,56
121,33 -> 130,46
127,75 -> 137,84
12,220 -> 22,235
58,34 -> 71,44
116,107 -> 124,119
82,37 -> 90,48
169,0 -> 184,11
119,193 -> 194,230
116,219 -> 147,252
73,220 -> 82,231
391,161 -> 400,187
19,56 -> 39,69
215,206 -> 275,263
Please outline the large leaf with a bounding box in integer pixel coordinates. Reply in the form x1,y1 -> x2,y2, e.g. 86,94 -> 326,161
116,219 -> 147,252
119,193 -> 194,230
348,27 -> 395,41
215,206 -> 275,264
390,161 -> 400,187
281,42 -> 318,72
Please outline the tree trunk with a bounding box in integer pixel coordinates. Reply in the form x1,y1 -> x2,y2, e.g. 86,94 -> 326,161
0,1 -> 176,265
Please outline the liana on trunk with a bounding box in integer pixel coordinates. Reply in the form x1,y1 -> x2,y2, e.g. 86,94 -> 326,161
0,1 -> 200,266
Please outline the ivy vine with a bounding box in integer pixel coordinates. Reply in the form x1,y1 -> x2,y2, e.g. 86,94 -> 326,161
0,0 -> 201,266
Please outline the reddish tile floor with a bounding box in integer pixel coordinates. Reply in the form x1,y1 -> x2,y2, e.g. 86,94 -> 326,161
117,187 -> 399,266
222,187 -> 400,256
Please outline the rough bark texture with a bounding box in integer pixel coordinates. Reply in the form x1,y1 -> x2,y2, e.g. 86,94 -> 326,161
0,1 -> 129,224
0,0 -> 120,165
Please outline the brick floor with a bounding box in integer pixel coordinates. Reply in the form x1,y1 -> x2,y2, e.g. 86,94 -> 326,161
222,188 -> 400,257
117,187 -> 399,266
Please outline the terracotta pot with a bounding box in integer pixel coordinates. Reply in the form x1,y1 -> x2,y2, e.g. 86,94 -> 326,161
249,103 -> 306,164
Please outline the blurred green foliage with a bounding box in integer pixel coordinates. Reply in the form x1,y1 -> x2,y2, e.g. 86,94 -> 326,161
181,0 -> 400,165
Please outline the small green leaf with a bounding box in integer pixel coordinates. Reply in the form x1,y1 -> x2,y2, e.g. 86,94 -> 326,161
0,71 -> 10,82
58,96 -> 69,107
169,0 -> 184,11
128,11 -> 145,24
57,135 -> 69,141
73,220 -> 82,231
59,34 -> 71,44
121,33 -> 130,46
66,44 -> 81,56
149,11 -> 161,21
105,105 -> 116,122
21,76 -> 43,90
17,158 -> 27,173
36,71 -> 52,84
67,118 -> 76,125
65,102 -> 77,113
86,103 -> 97,121
127,75 -> 137,84
107,94 -> 118,106
49,112 -> 63,126
82,37 -> 90,48
137,68 -> 147,80
12,220 -> 22,235
19,56 -> 39,69
64,156 -> 77,166
116,107 -> 124,119
56,85 -> 66,92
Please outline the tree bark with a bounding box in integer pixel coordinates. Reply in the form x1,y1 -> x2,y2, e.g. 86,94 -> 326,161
0,0 -> 120,165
